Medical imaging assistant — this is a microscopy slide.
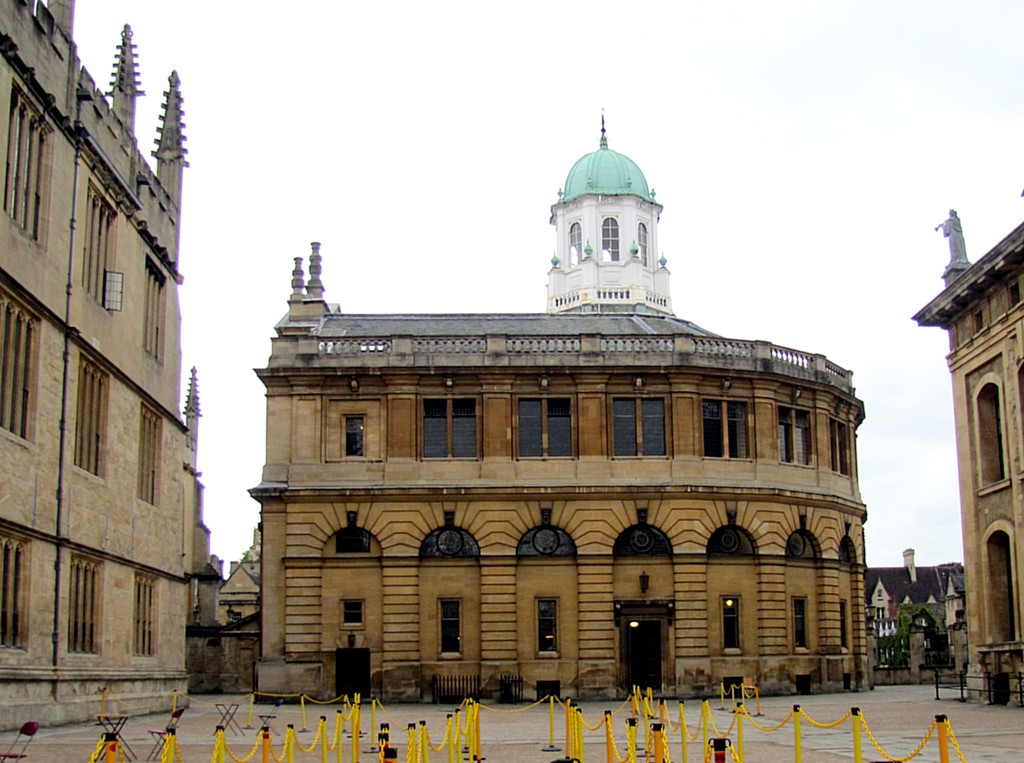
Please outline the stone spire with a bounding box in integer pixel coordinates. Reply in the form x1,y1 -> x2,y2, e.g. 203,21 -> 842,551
289,257 -> 306,304
184,366 -> 200,454
153,70 -> 188,207
109,24 -> 144,136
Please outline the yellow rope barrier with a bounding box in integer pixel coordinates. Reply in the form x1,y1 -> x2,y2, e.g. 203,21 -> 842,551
798,708 -> 852,730
858,715 -> 937,763
294,720 -> 324,753
943,718 -> 968,763
224,731 -> 262,763
476,696 -> 549,713
605,716 -> 632,763
706,711 -> 736,738
737,705 -> 793,733
87,736 -> 106,763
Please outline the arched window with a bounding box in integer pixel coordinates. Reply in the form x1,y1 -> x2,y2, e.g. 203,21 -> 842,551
986,531 -> 1016,641
420,526 -> 480,558
602,218 -> 619,262
977,383 -> 1005,484
707,526 -> 756,556
517,526 -> 576,557
839,536 -> 857,564
569,222 -> 582,266
335,526 -> 372,554
637,222 -> 649,267
612,524 -> 671,556
785,530 -> 819,560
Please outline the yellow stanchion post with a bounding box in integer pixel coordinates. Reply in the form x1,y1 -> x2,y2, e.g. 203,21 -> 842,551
171,691 -> 178,712
543,695 -> 559,752
936,715 -> 950,763
407,723 -> 417,763
475,700 -> 482,763
100,688 -> 108,716
318,717 -> 327,763
262,727 -> 271,763
246,694 -> 256,729
301,696 -> 308,732
575,706 -> 585,763
652,723 -> 665,763
103,732 -> 117,763
701,701 -> 709,753
366,700 -> 378,753
631,691 -> 639,719
678,701 -> 687,763
851,708 -> 862,763
793,705 -> 802,763
215,727 -> 227,763
452,709 -> 461,757
287,724 -> 297,763
419,721 -> 428,763
565,697 -> 573,756
604,711 -> 613,763
353,701 -> 361,763
719,683 -> 725,710
446,715 -> 455,763
166,727 -> 177,762
735,703 -> 744,763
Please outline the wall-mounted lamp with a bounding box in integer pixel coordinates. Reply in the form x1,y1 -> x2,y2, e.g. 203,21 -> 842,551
349,377 -> 359,392
347,632 -> 356,648
634,376 -> 644,389
538,375 -> 549,389
639,570 -> 650,594
791,387 -> 802,401
629,620 -> 640,629
721,377 -> 732,392
444,376 -> 455,389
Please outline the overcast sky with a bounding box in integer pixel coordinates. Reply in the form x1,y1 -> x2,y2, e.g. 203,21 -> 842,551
70,1 -> 1024,570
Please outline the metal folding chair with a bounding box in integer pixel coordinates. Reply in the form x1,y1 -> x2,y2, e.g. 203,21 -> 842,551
257,699 -> 284,733
146,707 -> 185,761
0,722 -> 39,760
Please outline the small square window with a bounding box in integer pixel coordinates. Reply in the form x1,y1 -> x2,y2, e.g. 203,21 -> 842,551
342,600 -> 363,626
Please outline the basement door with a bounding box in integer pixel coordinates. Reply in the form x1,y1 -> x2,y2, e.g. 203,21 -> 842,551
335,648 -> 371,698
626,620 -> 663,691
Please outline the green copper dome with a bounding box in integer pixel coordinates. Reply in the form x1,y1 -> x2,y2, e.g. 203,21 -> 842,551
560,133 -> 652,203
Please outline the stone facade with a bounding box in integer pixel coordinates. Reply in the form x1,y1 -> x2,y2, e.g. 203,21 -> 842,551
0,0 -> 205,726
254,263 -> 868,699
915,217 -> 1024,694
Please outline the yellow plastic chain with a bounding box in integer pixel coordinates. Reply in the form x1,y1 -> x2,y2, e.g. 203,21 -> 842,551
224,732 -> 262,763
859,715 -> 936,762
737,705 -> 792,733
294,721 -> 324,753
86,736 -> 106,763
798,708 -> 852,729
426,717 -> 450,753
707,711 -> 736,738
271,728 -> 291,763
209,733 -> 223,763
943,719 -> 968,763
476,696 -> 550,713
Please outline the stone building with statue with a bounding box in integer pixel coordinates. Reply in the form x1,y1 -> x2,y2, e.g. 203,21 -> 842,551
915,210 -> 1024,701
253,127 -> 868,701
0,0 -> 208,726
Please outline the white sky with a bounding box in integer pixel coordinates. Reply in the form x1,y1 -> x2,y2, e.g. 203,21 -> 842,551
69,0 -> 1024,570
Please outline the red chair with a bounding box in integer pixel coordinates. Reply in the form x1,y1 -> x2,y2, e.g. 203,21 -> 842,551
146,707 -> 184,761
0,721 -> 38,760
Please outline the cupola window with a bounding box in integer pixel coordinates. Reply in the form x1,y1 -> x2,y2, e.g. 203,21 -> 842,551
602,218 -> 620,262
638,222 -> 649,267
569,222 -> 582,266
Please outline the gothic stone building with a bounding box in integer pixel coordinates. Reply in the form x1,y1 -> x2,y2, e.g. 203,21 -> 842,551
254,131 -> 868,701
0,1 -> 206,725
915,213 -> 1024,696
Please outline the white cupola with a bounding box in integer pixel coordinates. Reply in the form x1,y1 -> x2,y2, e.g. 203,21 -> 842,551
547,121 -> 673,315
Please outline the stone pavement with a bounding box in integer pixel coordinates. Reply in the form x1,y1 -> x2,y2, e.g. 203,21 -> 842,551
5,685 -> 1022,762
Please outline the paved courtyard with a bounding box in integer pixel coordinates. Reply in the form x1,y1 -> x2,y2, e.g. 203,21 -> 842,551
7,685 -> 1022,762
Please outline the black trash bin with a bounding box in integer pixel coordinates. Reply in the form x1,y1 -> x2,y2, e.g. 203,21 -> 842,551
992,672 -> 1011,705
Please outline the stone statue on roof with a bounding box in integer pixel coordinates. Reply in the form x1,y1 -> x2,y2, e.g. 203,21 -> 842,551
936,209 -> 969,267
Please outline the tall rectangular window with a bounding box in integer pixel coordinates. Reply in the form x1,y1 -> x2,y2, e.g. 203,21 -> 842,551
143,260 -> 166,360
703,400 -> 748,458
74,359 -> 108,476
82,186 -> 115,304
518,398 -> 571,457
613,398 -> 665,457
345,416 -> 364,457
839,600 -> 848,649
537,599 -> 557,653
0,297 -> 35,439
423,399 -> 476,458
69,556 -> 99,653
829,419 -> 850,475
133,574 -> 155,656
137,405 -> 160,503
793,597 -> 807,649
440,599 -> 461,653
0,535 -> 25,648
722,596 -> 740,650
4,87 -> 47,239
779,406 -> 812,465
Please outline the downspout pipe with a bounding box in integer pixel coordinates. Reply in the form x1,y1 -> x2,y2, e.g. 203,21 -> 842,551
52,84 -> 92,675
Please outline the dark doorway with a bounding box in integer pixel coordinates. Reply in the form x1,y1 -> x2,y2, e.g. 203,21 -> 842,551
627,620 -> 662,691
335,648 -> 370,698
